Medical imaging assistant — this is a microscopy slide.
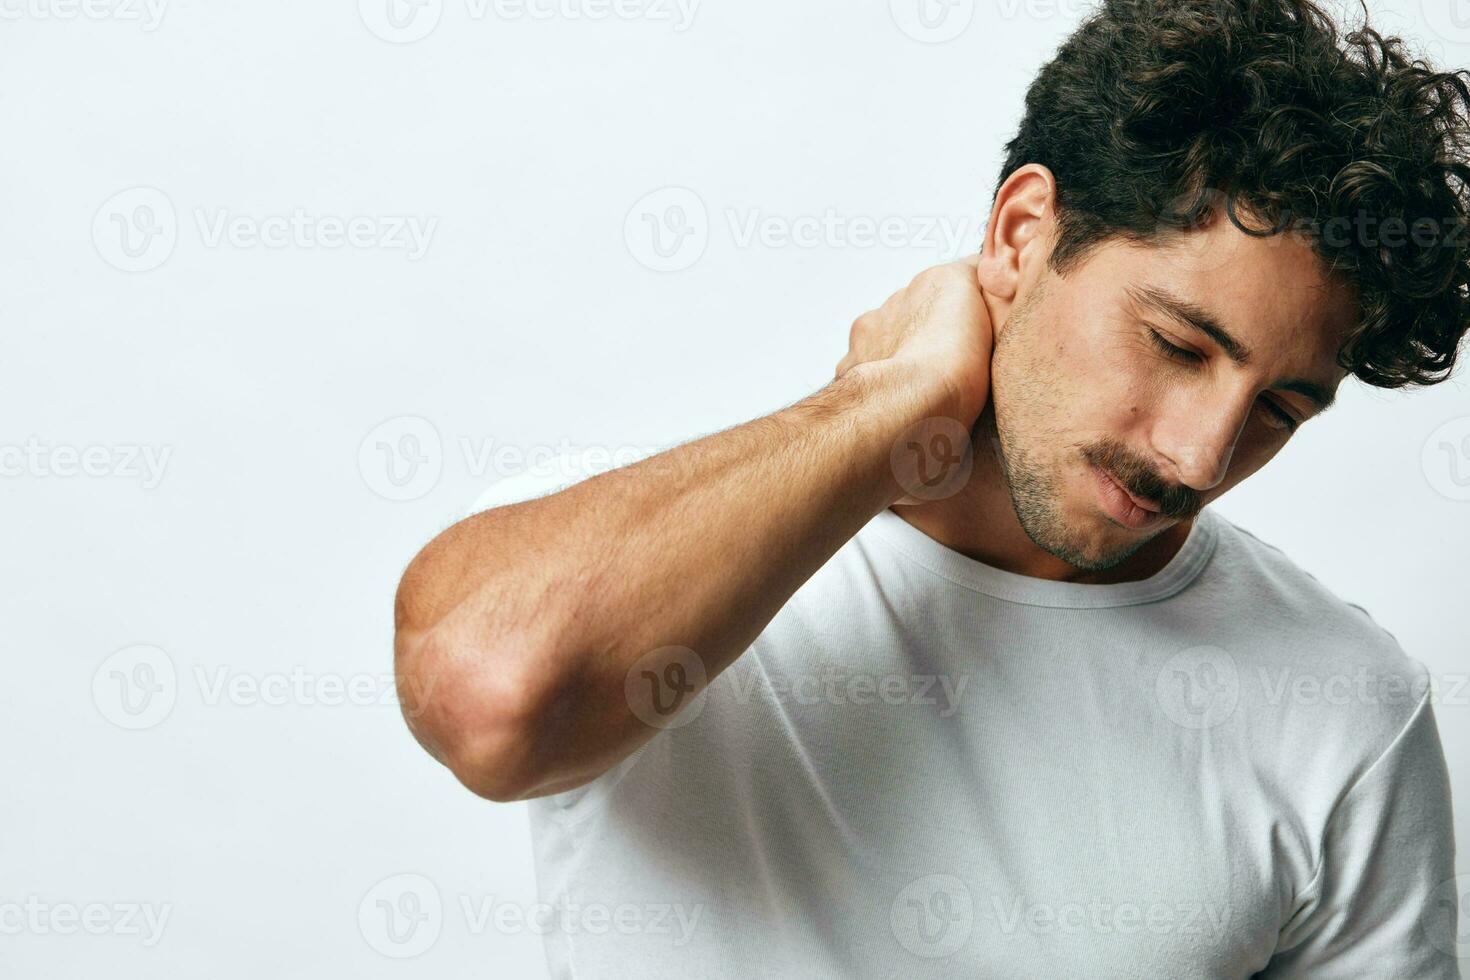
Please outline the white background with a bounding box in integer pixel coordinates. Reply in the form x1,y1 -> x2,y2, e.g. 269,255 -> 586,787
4,0 -> 1469,975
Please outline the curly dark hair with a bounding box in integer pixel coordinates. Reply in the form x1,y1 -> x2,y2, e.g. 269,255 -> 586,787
994,0 -> 1470,388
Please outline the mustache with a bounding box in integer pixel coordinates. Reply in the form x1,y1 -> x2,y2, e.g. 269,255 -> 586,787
1082,440 -> 1202,521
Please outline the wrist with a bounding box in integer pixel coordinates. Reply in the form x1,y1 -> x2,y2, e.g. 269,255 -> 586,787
830,359 -> 975,506
847,357 -> 972,427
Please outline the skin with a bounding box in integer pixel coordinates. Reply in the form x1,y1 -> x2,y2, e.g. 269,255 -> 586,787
392,163 -> 1361,801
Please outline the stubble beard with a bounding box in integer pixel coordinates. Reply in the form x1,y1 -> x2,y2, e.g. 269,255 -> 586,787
986,281 -> 1156,574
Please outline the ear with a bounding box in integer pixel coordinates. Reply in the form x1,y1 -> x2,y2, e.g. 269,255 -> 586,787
977,164 -> 1058,338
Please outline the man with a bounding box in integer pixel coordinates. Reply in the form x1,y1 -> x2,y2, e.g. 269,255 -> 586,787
393,0 -> 1470,975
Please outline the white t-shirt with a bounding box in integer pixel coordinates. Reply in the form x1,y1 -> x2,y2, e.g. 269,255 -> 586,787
482,466 -> 1459,978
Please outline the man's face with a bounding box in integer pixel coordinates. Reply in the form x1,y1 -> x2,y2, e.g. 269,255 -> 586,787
987,209 -> 1357,572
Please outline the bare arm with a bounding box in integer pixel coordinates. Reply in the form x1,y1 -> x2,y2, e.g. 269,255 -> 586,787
393,258 -> 993,801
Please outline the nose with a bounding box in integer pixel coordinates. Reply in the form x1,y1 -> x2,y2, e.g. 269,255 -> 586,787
1152,390 -> 1253,492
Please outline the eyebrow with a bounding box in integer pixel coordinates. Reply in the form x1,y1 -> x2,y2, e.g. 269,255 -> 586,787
1127,283 -> 1337,413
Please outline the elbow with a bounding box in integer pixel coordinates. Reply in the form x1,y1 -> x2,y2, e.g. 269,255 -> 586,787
395,622 -> 553,803
440,714 -> 543,804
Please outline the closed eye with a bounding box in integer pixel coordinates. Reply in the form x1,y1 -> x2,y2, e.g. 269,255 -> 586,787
1148,329 -> 1202,364
1258,395 -> 1300,433
1148,328 -> 1301,433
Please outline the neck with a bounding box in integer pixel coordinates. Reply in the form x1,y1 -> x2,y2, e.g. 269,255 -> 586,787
891,414 -> 1194,585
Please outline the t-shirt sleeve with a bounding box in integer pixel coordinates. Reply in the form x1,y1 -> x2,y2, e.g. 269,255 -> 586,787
1259,688 -> 1460,978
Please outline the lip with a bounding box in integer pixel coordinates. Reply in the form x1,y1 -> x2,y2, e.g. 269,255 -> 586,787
1090,463 -> 1165,531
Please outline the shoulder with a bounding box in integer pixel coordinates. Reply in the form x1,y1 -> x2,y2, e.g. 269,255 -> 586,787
1205,510 -> 1419,675
1206,512 -> 1400,641
1203,510 -> 1435,782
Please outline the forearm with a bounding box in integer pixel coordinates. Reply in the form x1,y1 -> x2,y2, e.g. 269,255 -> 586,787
393,358 -> 959,800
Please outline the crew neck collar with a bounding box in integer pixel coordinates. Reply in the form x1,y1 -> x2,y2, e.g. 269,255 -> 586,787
864,505 -> 1221,609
